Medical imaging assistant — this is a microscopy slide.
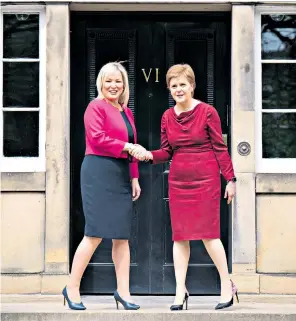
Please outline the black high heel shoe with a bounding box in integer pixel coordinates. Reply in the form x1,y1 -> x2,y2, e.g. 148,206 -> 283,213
170,292 -> 189,311
62,286 -> 86,310
215,280 -> 239,310
114,290 -> 140,310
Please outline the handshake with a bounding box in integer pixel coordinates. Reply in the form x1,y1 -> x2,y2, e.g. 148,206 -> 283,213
126,143 -> 153,162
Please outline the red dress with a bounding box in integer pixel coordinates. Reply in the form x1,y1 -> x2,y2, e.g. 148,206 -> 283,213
151,102 -> 234,241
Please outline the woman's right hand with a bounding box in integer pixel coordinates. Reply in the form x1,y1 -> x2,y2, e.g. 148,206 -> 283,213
125,143 -> 153,161
130,144 -> 147,160
127,144 -> 150,161
144,151 -> 153,162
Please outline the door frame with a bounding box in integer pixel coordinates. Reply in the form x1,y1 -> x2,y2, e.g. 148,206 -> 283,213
43,3 -> 258,292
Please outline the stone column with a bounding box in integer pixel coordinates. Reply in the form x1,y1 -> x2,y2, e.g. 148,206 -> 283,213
44,4 -> 70,290
231,5 -> 259,292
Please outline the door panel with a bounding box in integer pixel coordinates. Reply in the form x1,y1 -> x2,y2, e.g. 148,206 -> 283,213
87,29 -> 137,113
70,13 -> 230,295
167,29 -> 214,105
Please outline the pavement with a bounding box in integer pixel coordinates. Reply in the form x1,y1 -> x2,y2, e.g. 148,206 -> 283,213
2,294 -> 296,321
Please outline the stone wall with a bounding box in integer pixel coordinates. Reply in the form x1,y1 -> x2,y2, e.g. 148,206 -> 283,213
1,4 -> 70,294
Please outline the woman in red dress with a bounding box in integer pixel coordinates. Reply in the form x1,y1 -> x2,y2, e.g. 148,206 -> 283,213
134,64 -> 238,310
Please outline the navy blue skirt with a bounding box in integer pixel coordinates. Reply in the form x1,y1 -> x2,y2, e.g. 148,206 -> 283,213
80,155 -> 133,239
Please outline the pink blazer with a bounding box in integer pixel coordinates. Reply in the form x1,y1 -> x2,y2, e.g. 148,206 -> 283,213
84,99 -> 139,178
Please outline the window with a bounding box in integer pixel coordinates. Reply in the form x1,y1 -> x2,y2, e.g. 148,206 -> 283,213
0,5 -> 45,172
256,7 -> 296,173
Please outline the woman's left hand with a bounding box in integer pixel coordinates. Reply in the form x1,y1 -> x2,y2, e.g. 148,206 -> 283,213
131,178 -> 141,201
224,181 -> 236,204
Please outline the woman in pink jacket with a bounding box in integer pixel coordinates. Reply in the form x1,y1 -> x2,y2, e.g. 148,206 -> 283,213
62,62 -> 145,311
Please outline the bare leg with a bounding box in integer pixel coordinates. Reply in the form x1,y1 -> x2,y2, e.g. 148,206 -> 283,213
67,236 -> 102,302
202,238 -> 232,302
112,239 -> 132,301
173,240 -> 190,304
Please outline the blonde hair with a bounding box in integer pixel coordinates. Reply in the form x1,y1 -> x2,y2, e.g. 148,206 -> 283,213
166,64 -> 196,96
96,62 -> 130,105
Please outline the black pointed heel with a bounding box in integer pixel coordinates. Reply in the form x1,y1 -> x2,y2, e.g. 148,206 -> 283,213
170,292 -> 189,311
235,291 -> 239,303
62,286 -> 86,310
215,297 -> 234,310
215,280 -> 239,310
114,290 -> 140,310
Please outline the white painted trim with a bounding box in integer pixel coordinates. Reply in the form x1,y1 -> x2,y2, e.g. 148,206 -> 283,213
262,60 -> 296,64
0,6 -> 46,172
257,159 -> 296,174
3,58 -> 40,62
255,7 -> 296,174
262,109 -> 296,113
1,158 -> 45,172
39,9 -> 46,173
255,9 -> 263,173
3,108 -> 40,111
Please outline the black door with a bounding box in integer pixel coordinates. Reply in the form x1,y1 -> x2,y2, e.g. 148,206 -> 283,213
70,12 -> 231,295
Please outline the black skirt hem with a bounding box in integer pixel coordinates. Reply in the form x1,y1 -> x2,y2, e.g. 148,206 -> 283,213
84,232 -> 129,240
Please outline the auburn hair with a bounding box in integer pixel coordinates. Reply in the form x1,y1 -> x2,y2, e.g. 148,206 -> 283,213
166,64 -> 196,96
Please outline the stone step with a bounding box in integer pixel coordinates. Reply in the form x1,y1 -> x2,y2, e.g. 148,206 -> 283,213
2,295 -> 296,321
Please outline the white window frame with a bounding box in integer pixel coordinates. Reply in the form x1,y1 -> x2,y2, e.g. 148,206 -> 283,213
0,5 -> 46,172
255,6 -> 296,174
